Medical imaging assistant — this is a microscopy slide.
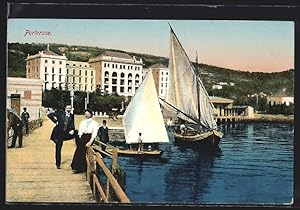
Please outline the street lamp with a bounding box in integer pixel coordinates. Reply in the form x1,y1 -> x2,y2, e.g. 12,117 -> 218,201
70,90 -> 74,114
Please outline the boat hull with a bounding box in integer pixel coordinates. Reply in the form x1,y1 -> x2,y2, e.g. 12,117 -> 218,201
173,129 -> 223,147
106,147 -> 163,157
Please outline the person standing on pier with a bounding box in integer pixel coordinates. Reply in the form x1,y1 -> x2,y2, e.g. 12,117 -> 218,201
7,108 -> 24,148
97,119 -> 109,151
71,109 -> 98,173
48,105 -> 76,169
21,107 -> 30,136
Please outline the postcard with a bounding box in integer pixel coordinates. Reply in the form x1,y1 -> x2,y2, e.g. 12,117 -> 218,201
5,3 -> 295,207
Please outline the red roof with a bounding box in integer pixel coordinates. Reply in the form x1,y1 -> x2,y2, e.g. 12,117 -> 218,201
150,63 -> 167,68
43,50 -> 59,56
100,50 -> 132,59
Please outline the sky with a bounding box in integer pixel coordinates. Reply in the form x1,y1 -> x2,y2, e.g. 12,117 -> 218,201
7,19 -> 294,73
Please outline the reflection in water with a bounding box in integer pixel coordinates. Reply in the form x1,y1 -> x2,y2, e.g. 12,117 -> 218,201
163,146 -> 221,202
109,123 -> 293,204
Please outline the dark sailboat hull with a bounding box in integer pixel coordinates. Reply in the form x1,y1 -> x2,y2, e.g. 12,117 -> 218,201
173,129 -> 223,147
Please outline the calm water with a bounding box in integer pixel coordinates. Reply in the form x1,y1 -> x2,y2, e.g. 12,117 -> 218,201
104,123 -> 294,204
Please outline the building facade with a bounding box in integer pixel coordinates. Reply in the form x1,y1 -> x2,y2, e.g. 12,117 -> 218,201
89,51 -> 143,96
267,93 -> 294,106
66,60 -> 96,92
149,64 -> 168,99
25,46 -> 67,90
7,77 -> 43,120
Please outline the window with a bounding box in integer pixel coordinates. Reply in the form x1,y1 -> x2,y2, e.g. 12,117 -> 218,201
121,73 -> 125,78
73,77 -> 75,83
45,67 -> 47,72
112,86 -> 117,93
85,78 -> 87,83
105,71 -> 109,77
112,79 -> 117,85
104,85 -> 109,91
120,87 -> 124,93
79,77 -> 81,83
59,61 -> 62,65
85,70 -> 87,76
104,63 -> 106,67
52,75 -> 54,81
45,60 -> 48,63
28,67 -> 30,73
91,78 -> 93,83
28,61 -> 31,65
59,75 -> 62,82
120,79 -> 124,85
112,72 -> 117,77
44,75 -> 47,81
59,68 -> 61,74
79,70 -> 82,75
67,69 -> 69,74
52,60 -> 55,64
112,64 -> 114,68
91,71 -> 94,76
73,69 -> 75,74
52,67 -> 54,73
104,78 -> 109,84
107,63 -> 110,67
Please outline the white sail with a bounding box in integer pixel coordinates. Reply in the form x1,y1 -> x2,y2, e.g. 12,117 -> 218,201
166,27 -> 217,130
123,71 -> 169,144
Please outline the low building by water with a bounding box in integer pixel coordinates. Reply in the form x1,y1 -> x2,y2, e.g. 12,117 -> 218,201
7,77 -> 43,120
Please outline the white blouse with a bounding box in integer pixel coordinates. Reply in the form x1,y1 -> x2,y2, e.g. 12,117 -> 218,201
78,118 -> 99,141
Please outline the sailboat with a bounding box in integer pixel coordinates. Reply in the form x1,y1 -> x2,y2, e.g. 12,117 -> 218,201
109,71 -> 169,156
160,26 -> 223,147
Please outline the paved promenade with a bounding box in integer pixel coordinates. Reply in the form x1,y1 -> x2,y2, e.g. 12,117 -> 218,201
6,118 -> 95,203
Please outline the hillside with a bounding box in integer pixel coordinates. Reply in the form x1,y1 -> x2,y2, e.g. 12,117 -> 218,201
8,42 -> 294,102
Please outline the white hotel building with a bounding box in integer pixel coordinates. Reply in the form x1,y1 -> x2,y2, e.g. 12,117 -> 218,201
26,47 -> 67,90
66,60 -> 96,92
26,46 -> 95,92
89,51 -> 143,96
149,64 -> 168,99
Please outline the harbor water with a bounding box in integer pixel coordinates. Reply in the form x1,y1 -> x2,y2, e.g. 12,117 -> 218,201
104,122 -> 294,204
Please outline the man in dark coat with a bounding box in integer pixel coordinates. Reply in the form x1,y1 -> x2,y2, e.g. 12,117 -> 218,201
7,109 -> 23,148
97,119 -> 109,150
48,105 -> 76,169
21,107 -> 30,135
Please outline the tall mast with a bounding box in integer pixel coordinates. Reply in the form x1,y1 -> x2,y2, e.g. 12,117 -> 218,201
196,51 -> 202,131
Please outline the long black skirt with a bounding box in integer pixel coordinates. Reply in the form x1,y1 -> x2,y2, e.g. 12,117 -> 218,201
70,134 -> 91,173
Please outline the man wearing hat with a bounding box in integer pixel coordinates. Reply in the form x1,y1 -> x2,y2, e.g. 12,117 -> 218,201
48,105 -> 76,169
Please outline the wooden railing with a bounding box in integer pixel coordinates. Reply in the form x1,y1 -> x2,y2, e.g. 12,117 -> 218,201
86,142 -> 130,203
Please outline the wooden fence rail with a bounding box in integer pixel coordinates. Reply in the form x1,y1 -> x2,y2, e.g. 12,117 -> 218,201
86,145 -> 130,203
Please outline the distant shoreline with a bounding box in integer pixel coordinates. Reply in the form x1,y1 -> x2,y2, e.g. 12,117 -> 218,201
241,114 -> 294,124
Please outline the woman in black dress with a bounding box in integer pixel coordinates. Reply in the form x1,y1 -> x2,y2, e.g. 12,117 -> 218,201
70,109 -> 99,173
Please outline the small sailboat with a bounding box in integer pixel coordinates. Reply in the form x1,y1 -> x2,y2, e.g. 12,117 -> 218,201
160,25 -> 223,147
110,71 -> 169,156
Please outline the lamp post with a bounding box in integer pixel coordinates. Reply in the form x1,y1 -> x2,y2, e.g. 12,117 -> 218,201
70,90 -> 74,114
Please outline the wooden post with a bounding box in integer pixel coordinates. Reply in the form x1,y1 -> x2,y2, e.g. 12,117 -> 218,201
106,177 -> 110,202
112,148 -> 118,175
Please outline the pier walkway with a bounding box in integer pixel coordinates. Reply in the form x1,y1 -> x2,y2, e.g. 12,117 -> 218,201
6,118 -> 95,203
